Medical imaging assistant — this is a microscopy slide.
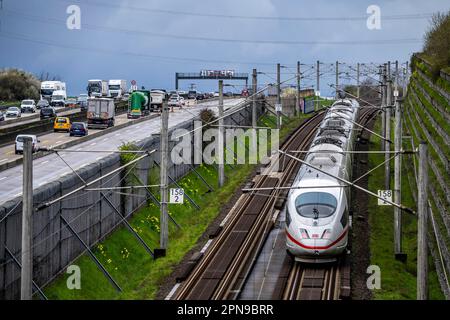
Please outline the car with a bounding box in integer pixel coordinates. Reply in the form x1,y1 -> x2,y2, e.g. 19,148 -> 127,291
36,99 -> 49,109
65,98 -> 78,108
20,100 -> 36,113
213,92 -> 220,97
40,107 -> 57,120
69,122 -> 88,137
224,91 -> 233,97
53,116 -> 71,132
0,112 -> 4,121
196,93 -> 204,100
5,107 -> 21,118
15,134 -> 40,154
187,91 -> 197,100
77,94 -> 88,111
168,95 -> 184,108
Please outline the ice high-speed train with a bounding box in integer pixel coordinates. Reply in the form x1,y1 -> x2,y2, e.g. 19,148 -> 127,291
285,99 -> 360,263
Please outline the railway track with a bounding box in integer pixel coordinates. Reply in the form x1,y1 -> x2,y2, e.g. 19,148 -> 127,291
173,105 -> 380,301
277,106 -> 380,301
174,111 -> 325,300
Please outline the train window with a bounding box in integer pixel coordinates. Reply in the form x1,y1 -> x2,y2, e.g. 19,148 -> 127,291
295,192 -> 337,218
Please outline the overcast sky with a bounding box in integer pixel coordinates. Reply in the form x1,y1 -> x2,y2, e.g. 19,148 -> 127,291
0,0 -> 449,96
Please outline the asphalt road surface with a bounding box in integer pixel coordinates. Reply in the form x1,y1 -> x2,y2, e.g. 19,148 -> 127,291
0,98 -> 243,205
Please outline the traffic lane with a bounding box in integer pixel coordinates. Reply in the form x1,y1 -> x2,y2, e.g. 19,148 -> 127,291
0,113 -> 132,163
0,106 -> 80,129
0,99 -> 243,204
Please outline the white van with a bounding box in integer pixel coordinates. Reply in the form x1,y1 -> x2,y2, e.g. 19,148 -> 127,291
51,90 -> 67,107
15,134 -> 40,154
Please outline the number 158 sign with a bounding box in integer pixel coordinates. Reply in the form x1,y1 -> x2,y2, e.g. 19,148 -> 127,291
378,190 -> 392,206
170,188 -> 184,204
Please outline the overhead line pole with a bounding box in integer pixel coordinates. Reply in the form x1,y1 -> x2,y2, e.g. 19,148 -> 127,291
276,63 -> 281,129
335,60 -> 339,98
385,62 -> 392,190
357,62 -> 360,99
316,60 -> 320,111
381,64 -> 386,152
159,100 -> 169,256
218,80 -> 225,187
417,142 -> 429,300
296,61 -> 300,116
394,97 -> 405,260
252,68 -> 257,128
21,137 -> 33,300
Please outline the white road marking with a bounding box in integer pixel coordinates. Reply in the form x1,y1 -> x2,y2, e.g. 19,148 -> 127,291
115,133 -> 120,136
76,148 -> 83,151
55,141 -> 62,144
0,176 -> 7,181
0,159 -> 8,163
102,138 -> 108,141
41,160 -> 49,165
90,142 -> 96,146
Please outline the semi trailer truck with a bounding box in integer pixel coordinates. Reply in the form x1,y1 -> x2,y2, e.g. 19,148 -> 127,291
108,79 -> 127,98
40,81 -> 66,102
87,97 -> 115,129
87,80 -> 108,97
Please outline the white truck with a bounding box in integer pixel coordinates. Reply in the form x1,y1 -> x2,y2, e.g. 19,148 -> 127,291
51,90 -> 67,107
108,80 -> 127,99
87,79 -> 108,97
87,98 -> 115,129
40,81 -> 66,102
150,89 -> 166,111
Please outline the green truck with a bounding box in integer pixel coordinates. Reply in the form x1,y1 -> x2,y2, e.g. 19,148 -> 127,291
127,90 -> 151,118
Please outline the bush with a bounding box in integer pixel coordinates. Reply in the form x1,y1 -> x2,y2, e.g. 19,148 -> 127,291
0,68 -> 41,101
423,11 -> 450,78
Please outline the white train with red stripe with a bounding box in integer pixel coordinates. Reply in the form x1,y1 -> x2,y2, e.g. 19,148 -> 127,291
285,98 -> 360,263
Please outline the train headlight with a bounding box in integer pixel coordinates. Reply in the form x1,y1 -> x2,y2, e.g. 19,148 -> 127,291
299,228 -> 309,239
321,229 -> 332,239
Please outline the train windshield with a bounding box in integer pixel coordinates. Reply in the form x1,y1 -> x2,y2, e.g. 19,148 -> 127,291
295,192 -> 337,218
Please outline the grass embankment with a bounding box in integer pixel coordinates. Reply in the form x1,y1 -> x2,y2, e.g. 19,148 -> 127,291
44,112 -> 311,299
368,119 -> 444,300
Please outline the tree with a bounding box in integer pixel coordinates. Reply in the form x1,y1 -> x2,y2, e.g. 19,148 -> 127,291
423,11 -> 450,76
0,68 -> 41,101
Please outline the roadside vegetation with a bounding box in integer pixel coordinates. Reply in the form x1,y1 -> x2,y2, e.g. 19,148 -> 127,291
421,11 -> 450,79
0,68 -> 40,102
367,119 -> 444,300
43,111 -> 312,299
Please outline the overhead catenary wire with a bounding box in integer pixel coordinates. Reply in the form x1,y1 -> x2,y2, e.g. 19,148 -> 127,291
52,0 -> 434,22
4,10 -> 423,46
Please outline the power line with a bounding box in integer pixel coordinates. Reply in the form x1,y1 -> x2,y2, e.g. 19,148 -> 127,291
53,0 -> 434,22
4,9 -> 423,46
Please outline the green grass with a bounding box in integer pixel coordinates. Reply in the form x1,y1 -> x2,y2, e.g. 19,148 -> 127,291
368,118 -> 444,300
43,112 -> 311,300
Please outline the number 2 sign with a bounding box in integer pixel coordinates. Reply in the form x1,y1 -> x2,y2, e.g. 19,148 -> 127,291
169,188 -> 184,204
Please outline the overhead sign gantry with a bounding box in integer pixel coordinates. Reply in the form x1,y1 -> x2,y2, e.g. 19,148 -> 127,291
175,70 -> 249,90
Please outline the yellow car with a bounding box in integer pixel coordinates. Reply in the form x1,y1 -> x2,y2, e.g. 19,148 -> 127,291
53,117 -> 71,132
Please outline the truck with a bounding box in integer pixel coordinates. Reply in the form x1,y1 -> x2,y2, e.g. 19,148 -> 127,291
40,81 -> 66,102
128,90 -> 150,118
87,79 -> 108,97
51,90 -> 67,107
150,89 -> 166,111
108,79 -> 127,99
87,98 -> 115,129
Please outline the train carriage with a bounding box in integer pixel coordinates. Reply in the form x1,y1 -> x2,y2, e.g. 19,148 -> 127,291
286,99 -> 360,263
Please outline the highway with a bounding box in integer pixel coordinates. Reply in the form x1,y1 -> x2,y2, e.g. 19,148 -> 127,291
0,112 -> 135,163
0,105 -> 74,127
0,98 -> 243,206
